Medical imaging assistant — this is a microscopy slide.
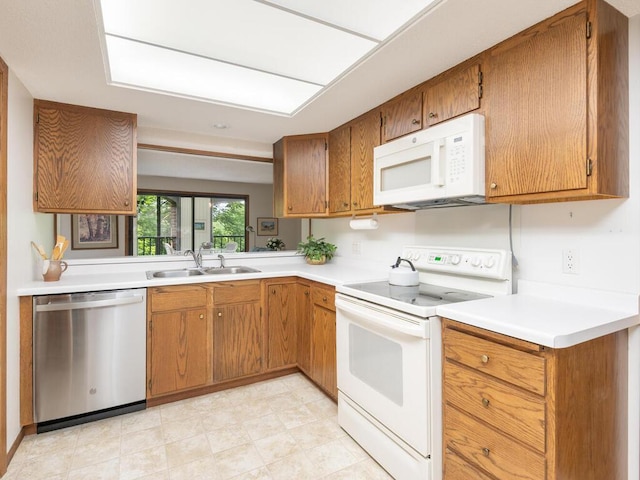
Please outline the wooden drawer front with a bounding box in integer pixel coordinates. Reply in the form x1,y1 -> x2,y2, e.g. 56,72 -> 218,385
150,285 -> 208,312
444,361 -> 546,453
312,286 -> 335,311
444,328 -> 546,395
445,405 -> 545,480
213,281 -> 260,304
445,449 -> 494,480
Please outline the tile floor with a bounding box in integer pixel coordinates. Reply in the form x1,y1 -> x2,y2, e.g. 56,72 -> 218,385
4,373 -> 392,480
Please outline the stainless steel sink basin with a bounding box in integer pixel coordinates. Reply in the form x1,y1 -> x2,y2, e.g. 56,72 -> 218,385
146,266 -> 260,279
201,266 -> 261,275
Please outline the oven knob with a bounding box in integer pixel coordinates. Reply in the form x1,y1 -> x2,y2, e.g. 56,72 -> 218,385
484,256 -> 496,268
471,256 -> 481,267
450,254 -> 461,265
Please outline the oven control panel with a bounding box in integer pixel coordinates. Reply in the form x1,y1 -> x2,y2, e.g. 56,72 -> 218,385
400,246 -> 511,280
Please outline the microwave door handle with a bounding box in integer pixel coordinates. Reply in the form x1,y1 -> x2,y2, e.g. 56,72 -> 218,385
431,138 -> 444,186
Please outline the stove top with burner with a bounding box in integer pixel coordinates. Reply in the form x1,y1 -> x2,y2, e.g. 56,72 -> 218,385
337,246 -> 512,318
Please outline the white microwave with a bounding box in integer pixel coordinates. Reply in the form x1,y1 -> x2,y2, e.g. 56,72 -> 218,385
373,113 -> 485,209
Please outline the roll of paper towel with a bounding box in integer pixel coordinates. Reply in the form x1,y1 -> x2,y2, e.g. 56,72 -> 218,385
349,218 -> 379,230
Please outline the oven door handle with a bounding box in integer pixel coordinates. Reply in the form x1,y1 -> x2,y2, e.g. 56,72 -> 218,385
336,296 -> 428,339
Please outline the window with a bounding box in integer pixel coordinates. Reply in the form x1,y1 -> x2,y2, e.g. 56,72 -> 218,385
132,192 -> 248,255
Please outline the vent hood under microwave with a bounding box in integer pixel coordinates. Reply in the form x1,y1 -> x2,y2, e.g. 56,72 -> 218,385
373,113 -> 485,210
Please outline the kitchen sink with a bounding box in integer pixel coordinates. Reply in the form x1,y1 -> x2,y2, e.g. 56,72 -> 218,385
146,266 -> 260,279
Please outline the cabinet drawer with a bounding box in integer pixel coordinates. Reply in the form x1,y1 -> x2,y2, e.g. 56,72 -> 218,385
445,405 -> 545,480
445,448 -> 494,480
444,361 -> 545,453
213,281 -> 261,304
444,328 -> 546,395
149,285 -> 208,312
312,286 -> 335,311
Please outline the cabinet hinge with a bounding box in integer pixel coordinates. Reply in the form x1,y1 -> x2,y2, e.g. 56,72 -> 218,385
34,191 -> 38,202
478,71 -> 483,85
586,21 -> 592,39
325,142 -> 328,151
478,84 -> 483,99
148,379 -> 152,391
36,113 -> 40,124
586,158 -> 593,176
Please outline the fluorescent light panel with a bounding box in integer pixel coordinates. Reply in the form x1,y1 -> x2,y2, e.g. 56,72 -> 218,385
97,0 -> 440,115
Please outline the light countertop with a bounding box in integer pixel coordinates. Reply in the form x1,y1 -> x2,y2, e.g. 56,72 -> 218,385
437,280 -> 639,348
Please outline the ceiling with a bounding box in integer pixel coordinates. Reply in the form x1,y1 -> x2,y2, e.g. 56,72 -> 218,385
0,0 -> 637,183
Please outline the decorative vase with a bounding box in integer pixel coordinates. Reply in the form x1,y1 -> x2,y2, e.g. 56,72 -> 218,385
306,255 -> 326,265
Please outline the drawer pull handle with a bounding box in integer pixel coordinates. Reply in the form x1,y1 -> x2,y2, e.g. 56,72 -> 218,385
482,447 -> 490,457
482,397 -> 490,407
481,354 -> 490,364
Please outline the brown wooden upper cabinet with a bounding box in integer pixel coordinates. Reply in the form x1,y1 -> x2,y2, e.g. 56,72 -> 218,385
484,0 -> 628,203
381,89 -> 422,142
33,100 -> 137,214
329,109 -> 387,215
273,133 -> 328,217
423,62 -> 482,128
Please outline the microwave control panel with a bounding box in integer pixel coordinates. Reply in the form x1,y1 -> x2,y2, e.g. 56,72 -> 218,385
445,133 -> 468,185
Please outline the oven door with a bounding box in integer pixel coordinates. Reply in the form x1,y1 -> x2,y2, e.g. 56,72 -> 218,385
336,294 -> 441,456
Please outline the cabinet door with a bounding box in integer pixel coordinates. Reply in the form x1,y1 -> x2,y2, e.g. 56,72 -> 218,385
328,125 -> 352,214
275,134 -> 328,216
34,100 -> 136,214
382,90 -> 422,142
310,305 -> 337,398
485,10 -> 587,198
149,308 -> 208,397
213,302 -> 262,382
266,283 -> 297,370
424,63 -> 481,127
296,282 -> 312,374
350,110 -> 381,211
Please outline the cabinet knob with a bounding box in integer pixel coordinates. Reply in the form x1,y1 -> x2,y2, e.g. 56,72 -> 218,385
490,182 -> 497,189
481,354 -> 489,364
343,202 -> 349,208
124,200 -> 130,207
304,291 -> 309,296
411,118 -> 420,125
352,202 -> 358,206
428,112 -> 437,119
288,205 -> 292,211
482,447 -> 490,457
217,312 -> 222,317
482,397 -> 490,407
272,289 -> 276,294
323,296 -> 328,302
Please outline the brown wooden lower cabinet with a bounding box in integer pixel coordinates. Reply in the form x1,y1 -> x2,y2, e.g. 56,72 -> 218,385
442,318 -> 628,480
145,278 -> 338,403
147,285 -> 211,398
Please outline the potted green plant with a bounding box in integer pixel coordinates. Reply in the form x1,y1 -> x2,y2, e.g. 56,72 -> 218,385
297,235 -> 337,265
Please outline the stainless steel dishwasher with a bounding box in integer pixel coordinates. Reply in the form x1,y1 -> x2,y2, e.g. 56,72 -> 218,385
33,288 -> 147,432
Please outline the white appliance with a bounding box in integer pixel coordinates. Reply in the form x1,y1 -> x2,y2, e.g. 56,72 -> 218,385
336,246 -> 512,480
373,113 -> 485,209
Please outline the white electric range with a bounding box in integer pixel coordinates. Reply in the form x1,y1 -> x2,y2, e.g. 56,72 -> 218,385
335,246 -> 512,480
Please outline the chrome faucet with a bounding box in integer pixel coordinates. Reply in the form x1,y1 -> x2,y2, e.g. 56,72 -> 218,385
218,253 -> 226,268
184,249 -> 202,268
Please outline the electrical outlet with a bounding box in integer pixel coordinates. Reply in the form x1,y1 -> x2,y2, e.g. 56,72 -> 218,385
352,242 -> 361,255
562,248 -> 580,274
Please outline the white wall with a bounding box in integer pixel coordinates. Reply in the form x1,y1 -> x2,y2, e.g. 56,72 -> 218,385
5,70 -> 51,450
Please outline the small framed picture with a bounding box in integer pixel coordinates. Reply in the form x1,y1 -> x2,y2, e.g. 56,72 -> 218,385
257,217 -> 278,236
71,214 -> 118,250
194,221 -> 205,231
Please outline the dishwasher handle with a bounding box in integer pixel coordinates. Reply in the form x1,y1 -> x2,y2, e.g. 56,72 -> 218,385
35,294 -> 144,313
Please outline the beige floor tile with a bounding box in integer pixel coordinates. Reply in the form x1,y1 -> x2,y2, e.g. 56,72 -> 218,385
305,396 -> 338,419
288,418 -> 346,450
161,415 -> 204,443
280,373 -> 314,391
240,397 -> 276,420
67,457 -> 120,480
265,451 -> 320,480
168,455 -> 222,480
242,413 -> 285,441
119,445 -> 168,480
229,466 -> 273,480
206,424 -> 252,454
264,392 -> 302,412
165,433 -> 213,469
159,399 -> 202,423
76,416 -> 122,443
338,434 -> 369,461
190,391 -> 231,412
27,427 -> 78,458
254,431 -> 303,464
70,435 -> 121,470
200,405 -> 246,432
325,458 -> 393,479
292,385 -> 326,404
276,404 -> 317,429
121,426 -> 165,455
212,443 -> 264,479
121,408 -> 163,435
12,450 -> 73,480
305,438 -> 360,477
250,378 -> 291,397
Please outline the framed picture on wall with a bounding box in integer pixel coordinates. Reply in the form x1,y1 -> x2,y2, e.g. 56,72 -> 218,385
71,214 -> 118,249
194,221 -> 205,231
257,217 -> 278,236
